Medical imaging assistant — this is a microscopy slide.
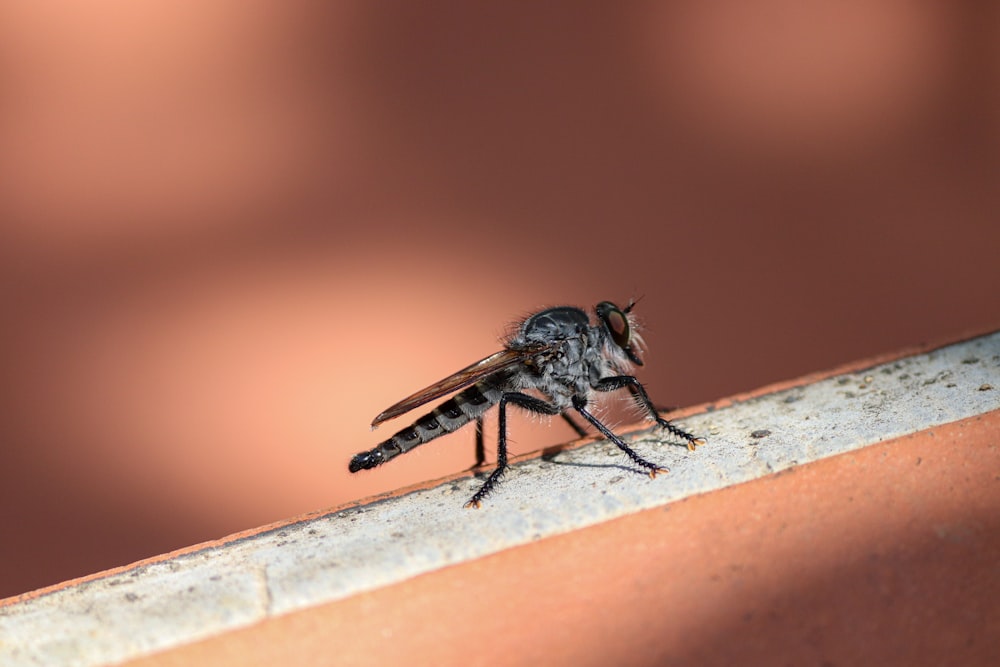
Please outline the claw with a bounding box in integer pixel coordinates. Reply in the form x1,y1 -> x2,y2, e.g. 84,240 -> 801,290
648,466 -> 670,478
464,499 -> 483,510
687,437 -> 707,451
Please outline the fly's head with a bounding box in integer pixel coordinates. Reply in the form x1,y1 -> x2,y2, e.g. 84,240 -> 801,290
595,300 -> 645,368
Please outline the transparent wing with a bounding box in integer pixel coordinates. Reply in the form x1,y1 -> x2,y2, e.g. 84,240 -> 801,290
371,347 -> 541,427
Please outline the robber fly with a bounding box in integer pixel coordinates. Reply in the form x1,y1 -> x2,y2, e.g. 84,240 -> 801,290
349,300 -> 705,508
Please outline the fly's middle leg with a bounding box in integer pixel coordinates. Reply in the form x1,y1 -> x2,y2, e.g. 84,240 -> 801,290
571,394 -> 669,477
465,392 -> 561,509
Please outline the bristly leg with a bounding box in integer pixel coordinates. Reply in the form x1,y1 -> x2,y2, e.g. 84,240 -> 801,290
657,418 -> 706,451
465,392 -> 562,509
593,375 -> 706,451
571,395 -> 668,477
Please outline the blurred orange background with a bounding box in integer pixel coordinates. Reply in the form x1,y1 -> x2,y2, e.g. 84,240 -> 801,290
1,2 -> 998,598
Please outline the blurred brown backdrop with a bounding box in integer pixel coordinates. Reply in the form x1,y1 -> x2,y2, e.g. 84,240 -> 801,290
1,2 -> 998,599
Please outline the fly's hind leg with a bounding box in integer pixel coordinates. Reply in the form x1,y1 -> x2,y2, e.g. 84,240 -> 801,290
473,415 -> 486,469
571,395 -> 669,477
465,392 -> 561,509
593,376 -> 706,450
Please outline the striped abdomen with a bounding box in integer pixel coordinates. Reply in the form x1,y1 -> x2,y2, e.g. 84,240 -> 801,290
349,373 -> 509,472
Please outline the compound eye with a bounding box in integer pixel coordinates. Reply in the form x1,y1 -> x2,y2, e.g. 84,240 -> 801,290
607,310 -> 630,347
599,303 -> 631,349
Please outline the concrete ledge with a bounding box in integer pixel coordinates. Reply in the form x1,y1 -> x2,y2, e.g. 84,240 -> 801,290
1,331 -> 998,666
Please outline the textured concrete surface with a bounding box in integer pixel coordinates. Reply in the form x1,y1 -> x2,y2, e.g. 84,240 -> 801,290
122,412 -> 1000,667
1,331 -> 998,667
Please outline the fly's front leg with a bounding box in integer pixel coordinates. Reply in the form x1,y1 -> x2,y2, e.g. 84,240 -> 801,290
593,376 -> 706,451
571,395 -> 668,477
465,392 -> 561,509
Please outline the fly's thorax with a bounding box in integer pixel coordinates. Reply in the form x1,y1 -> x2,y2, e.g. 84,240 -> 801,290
511,306 -> 590,347
507,326 -> 595,400
505,302 -> 640,400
